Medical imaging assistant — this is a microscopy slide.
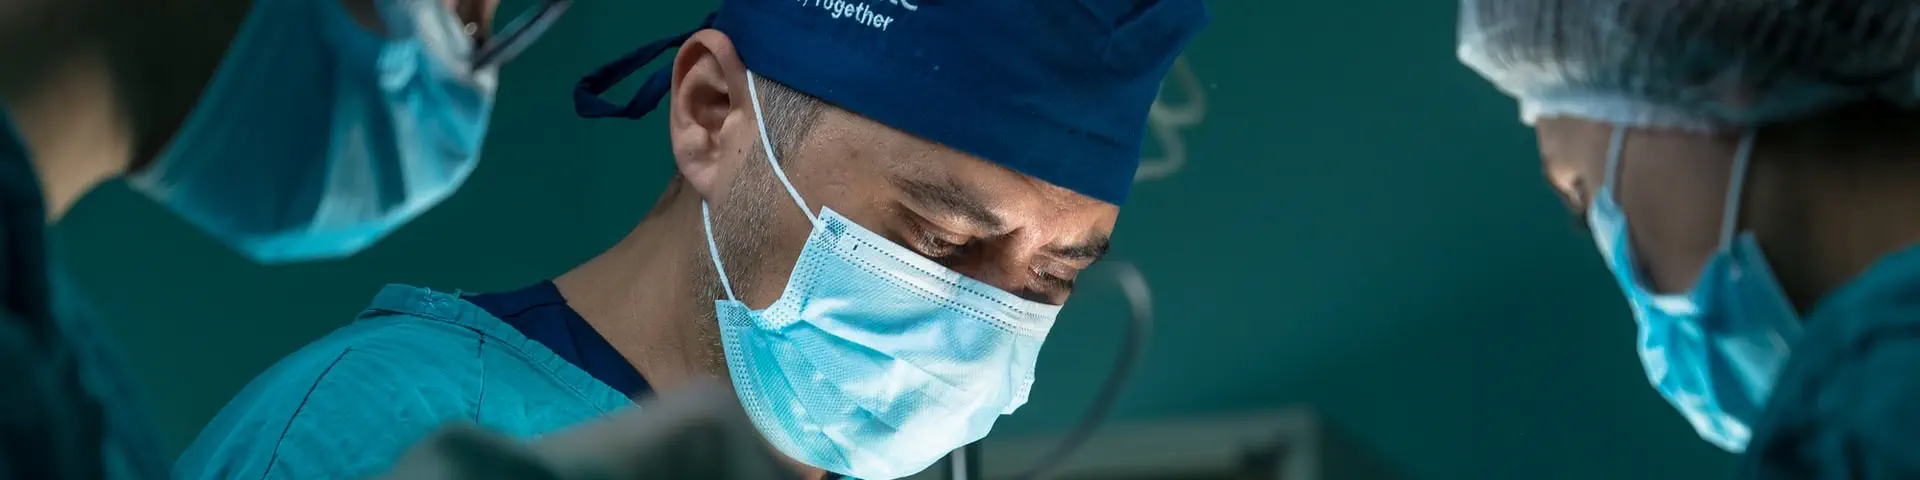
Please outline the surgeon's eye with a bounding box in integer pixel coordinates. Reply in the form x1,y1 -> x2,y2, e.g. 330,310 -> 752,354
1035,266 -> 1077,291
913,227 -> 971,260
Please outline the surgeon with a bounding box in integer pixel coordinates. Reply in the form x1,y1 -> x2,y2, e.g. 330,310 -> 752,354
174,0 -> 1210,479
1458,0 -> 1920,477
0,0 -> 563,477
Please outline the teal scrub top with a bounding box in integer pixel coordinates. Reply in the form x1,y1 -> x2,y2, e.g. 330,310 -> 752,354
0,113 -> 168,479
174,285 -> 634,479
1738,243 -> 1920,479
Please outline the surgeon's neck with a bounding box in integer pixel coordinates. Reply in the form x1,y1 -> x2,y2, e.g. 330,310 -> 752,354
2,46 -> 134,222
1749,159 -> 1920,312
555,182 -> 719,393
556,184 -> 838,480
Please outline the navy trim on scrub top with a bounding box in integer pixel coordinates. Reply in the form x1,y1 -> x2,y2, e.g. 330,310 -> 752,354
468,281 -> 853,480
464,280 -> 652,398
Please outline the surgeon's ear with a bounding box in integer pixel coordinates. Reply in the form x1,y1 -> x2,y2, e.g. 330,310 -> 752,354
668,29 -> 750,202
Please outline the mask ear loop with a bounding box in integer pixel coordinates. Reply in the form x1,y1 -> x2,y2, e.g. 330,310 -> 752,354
1602,126 -> 1628,195
744,70 -> 818,225
1717,131 -> 1758,250
701,202 -> 740,303
701,70 -> 819,304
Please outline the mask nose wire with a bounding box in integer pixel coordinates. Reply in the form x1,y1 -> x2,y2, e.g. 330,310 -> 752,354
745,70 -> 818,225
1718,131 -> 1757,250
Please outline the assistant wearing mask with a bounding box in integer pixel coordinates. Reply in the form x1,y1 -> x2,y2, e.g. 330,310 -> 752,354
1460,0 -> 1920,477
1586,128 -> 1801,451
129,0 -> 499,264
0,0 -> 556,476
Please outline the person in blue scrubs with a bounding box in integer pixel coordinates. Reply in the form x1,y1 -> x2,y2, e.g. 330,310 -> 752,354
175,1 -> 1211,479
1458,1 -> 1920,477
0,0 -> 567,477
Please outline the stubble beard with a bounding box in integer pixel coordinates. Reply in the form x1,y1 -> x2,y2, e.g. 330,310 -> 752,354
689,150 -> 782,379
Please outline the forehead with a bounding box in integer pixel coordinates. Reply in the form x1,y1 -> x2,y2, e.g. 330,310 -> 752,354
797,107 -> 1119,218
1535,118 -> 1613,168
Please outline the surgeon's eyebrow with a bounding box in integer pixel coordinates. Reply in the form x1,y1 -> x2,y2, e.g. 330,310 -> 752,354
1050,233 -> 1110,263
892,175 -> 1006,232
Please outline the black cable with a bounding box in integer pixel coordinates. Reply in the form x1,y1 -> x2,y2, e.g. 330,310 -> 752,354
1005,261 -> 1155,480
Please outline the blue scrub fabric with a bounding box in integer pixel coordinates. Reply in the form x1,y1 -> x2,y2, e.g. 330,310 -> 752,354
1739,243 -> 1920,479
461,280 -> 651,398
0,113 -> 168,479
174,284 -> 634,479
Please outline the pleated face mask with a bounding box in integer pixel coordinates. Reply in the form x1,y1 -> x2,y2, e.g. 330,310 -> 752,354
702,71 -> 1059,480
133,0 -> 565,264
1587,128 -> 1803,452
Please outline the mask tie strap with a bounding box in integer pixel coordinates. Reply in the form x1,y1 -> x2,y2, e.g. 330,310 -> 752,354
573,13 -> 716,119
1717,131 -> 1757,249
701,202 -> 740,303
744,70 -> 819,225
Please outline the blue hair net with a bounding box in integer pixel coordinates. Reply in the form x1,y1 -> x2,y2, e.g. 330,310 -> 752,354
1457,0 -> 1920,131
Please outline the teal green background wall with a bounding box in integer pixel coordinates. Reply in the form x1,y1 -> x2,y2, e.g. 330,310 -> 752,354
50,1 -> 1736,478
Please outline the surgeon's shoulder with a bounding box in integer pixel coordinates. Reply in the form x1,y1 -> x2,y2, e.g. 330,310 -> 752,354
176,289 -> 491,480
1739,306 -> 1920,479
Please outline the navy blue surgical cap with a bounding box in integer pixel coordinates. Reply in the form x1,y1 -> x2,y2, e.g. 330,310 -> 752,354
575,0 -> 1211,205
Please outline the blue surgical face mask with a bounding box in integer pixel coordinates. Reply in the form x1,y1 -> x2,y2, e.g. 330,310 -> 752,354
128,0 -> 498,264
702,71 -> 1058,480
1587,128 -> 1804,452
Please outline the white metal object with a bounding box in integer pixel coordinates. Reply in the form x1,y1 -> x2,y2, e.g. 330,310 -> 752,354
1136,55 -> 1207,184
911,407 -> 1324,480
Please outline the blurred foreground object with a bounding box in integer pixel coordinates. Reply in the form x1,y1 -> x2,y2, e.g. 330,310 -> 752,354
917,407 -> 1405,480
375,380 -> 795,480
